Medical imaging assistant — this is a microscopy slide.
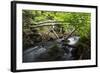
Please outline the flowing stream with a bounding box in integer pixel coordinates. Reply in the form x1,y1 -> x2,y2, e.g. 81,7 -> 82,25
23,36 -> 80,62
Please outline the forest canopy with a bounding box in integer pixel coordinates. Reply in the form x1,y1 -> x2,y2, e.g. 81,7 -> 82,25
22,10 -> 91,50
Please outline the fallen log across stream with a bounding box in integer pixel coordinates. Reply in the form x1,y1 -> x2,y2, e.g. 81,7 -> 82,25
23,20 -> 90,62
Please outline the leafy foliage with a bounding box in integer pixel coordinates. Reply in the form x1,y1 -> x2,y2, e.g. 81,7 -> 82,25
22,10 -> 91,50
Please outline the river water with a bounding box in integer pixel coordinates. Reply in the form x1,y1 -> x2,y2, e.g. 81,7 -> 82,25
23,36 -> 80,62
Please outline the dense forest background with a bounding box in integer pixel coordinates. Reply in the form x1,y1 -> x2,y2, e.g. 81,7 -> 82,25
22,10 -> 91,60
